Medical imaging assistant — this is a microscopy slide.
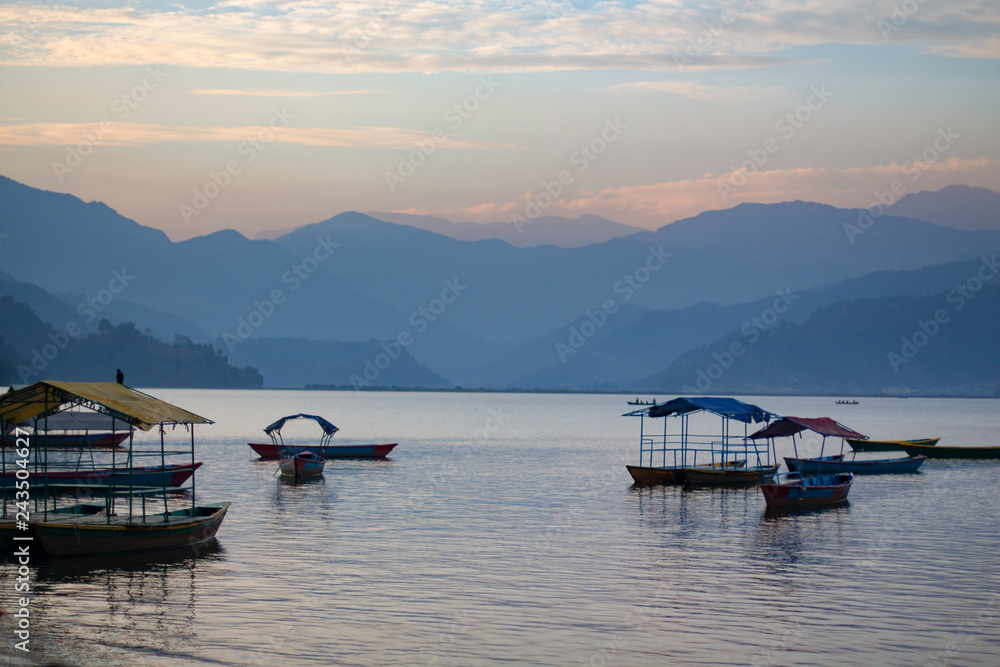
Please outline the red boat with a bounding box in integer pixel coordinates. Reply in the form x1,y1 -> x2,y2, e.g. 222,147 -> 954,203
760,472 -> 854,510
749,416 -> 865,510
249,442 -> 397,460
248,413 -> 398,460
4,411 -> 132,448
1,462 -> 203,489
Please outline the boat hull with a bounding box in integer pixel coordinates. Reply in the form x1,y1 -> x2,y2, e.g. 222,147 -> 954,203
1,462 -> 202,489
626,465 -> 686,485
678,464 -> 778,486
760,473 -> 854,510
846,437 -> 939,452
278,454 -> 325,478
627,460 -> 748,486
33,502 -> 231,557
785,455 -> 926,475
2,431 -> 130,448
249,442 -> 397,460
898,443 -> 1000,459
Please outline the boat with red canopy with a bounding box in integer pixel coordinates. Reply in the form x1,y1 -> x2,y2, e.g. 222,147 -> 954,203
750,417 -> 860,510
248,413 -> 397,459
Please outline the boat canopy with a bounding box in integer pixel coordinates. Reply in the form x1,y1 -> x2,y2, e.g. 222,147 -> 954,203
626,396 -> 774,423
748,416 -> 865,440
0,381 -> 212,431
264,414 -> 339,436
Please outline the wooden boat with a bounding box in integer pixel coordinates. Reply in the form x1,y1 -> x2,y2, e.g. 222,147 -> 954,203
749,416 -> 865,509
278,451 -> 325,479
627,460 -> 746,486
2,431 -> 129,448
250,442 -> 397,460
627,398 -> 656,406
624,397 -> 778,487
33,502 -> 230,557
679,463 -> 778,486
3,410 -> 132,448
0,381 -> 228,557
760,473 -> 854,510
847,437 -> 939,452
784,453 -> 926,475
898,443 -> 1000,459
249,413 -> 398,460
0,462 -> 202,489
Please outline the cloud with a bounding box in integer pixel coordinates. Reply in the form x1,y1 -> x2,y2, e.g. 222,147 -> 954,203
0,1 -> 996,74
399,157 -> 1000,227
188,89 -> 380,97
0,121 -> 517,150
607,81 -> 789,101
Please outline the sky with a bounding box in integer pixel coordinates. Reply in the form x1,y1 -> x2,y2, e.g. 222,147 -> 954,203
0,0 -> 998,241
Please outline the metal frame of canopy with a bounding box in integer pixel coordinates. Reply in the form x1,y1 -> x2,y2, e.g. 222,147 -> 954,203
748,416 -> 865,477
0,382 -> 214,526
263,413 -> 339,448
624,396 -> 776,471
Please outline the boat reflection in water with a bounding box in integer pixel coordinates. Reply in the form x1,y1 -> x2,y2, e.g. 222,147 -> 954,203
23,541 -> 224,666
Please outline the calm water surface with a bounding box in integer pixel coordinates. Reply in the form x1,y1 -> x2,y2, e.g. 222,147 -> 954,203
3,392 -> 1000,666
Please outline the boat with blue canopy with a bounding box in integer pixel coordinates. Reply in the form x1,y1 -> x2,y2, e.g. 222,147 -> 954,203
623,396 -> 779,486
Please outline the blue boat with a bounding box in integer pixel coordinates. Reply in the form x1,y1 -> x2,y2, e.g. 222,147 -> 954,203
785,453 -> 927,475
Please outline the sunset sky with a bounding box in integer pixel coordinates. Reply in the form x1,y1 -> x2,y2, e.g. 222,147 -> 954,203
1,0 -> 998,240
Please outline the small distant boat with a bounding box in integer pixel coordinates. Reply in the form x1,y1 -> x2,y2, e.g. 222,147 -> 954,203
897,443 -> 1000,459
248,413 -> 397,460
760,473 -> 854,510
847,437 -> 939,452
835,400 -> 859,405
627,398 -> 657,406
278,451 -> 325,479
784,453 -> 926,475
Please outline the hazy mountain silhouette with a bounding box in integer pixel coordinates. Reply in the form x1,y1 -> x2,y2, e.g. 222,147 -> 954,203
365,212 -> 646,248
887,185 -> 1000,231
635,283 -> 1000,396
4,175 -> 1000,392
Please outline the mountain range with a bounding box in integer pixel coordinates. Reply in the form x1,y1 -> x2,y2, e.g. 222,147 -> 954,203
1,175 -> 998,395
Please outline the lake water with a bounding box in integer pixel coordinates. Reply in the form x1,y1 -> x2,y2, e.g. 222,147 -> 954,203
3,391 -> 1000,666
